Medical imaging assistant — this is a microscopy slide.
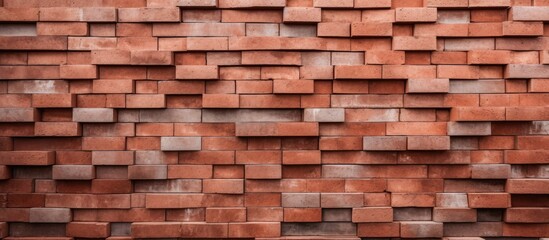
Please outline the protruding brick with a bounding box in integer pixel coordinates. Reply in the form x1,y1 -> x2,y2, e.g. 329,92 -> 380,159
396,8 -> 437,22
407,79 -> 449,93
468,193 -> 510,208
52,165 -> 95,180
0,151 -> 55,165
351,22 -> 393,37
118,8 -> 181,22
363,136 -> 407,151
407,136 -> 450,150
35,122 -> 81,136
203,179 -> 244,194
161,137 -> 202,151
73,108 -> 117,122
176,65 -> 219,80
67,222 -> 110,238
335,65 -> 382,79
0,108 -> 38,122
304,108 -> 345,122
511,6 -> 549,21
393,36 -> 437,51
352,207 -> 393,223
283,7 -> 321,23
242,51 -> 301,65
401,221 -> 443,238
29,208 -> 71,223
60,65 -> 97,79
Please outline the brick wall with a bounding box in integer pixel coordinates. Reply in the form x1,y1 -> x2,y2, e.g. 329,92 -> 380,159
0,0 -> 549,239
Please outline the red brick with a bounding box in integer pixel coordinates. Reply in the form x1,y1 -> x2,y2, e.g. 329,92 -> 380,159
126,94 -> 165,108
153,23 -> 245,37
35,122 -> 81,136
0,151 -> 55,165
450,107 -> 506,121
393,36 -> 437,51
335,65 -> 382,79
131,222 -> 181,238
37,22 -> 88,36
401,221 -> 443,238
228,222 -> 280,238
203,179 -> 244,194
67,222 -> 110,238
511,6 -> 549,21
506,179 -> 549,194
29,208 -> 71,223
468,193 -> 510,208
176,65 -> 219,80
206,207 -> 246,223
318,22 -> 351,37
245,165 -> 281,179
284,208 -> 322,222
236,123 -> 319,137
358,222 -> 400,237
283,7 -> 321,23
351,22 -> 393,37
0,7 -> 39,21
352,207 -> 393,222
118,8 -> 180,22
396,8 -> 437,22
218,0 -> 285,8
282,150 -> 321,165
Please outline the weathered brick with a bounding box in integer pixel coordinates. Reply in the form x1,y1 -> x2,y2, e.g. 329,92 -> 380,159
73,108 -> 117,122
160,137 -> 201,151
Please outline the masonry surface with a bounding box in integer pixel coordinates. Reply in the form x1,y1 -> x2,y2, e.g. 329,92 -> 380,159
0,0 -> 549,239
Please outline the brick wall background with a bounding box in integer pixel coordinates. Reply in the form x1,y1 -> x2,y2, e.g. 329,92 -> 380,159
0,0 -> 549,239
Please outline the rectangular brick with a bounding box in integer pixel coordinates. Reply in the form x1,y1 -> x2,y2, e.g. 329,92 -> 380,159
236,123 -> 319,137
35,122 -> 81,136
0,151 -> 55,165
118,8 -> 180,22
0,36 -> 67,50
283,7 -> 321,23
161,137 -> 201,151
0,108 -> 38,122
396,8 -> 437,22
351,22 -> 393,37
73,108 -> 117,122
153,23 -> 245,36
52,165 -> 95,180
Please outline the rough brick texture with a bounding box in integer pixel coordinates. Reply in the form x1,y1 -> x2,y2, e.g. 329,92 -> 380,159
0,0 -> 548,239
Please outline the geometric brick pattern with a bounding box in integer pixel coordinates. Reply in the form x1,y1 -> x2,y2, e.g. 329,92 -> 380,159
0,0 -> 549,239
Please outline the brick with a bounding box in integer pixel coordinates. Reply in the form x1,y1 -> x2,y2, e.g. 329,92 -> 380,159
503,21 -> 544,36
468,193 -> 510,208
407,136 -> 450,150
401,221 -> 443,238
467,50 -> 511,65
242,51 -> 301,65
471,164 -> 511,179
203,179 -> 243,194
0,151 -> 55,165
153,23 -> 245,36
92,151 -> 134,165
131,222 -> 181,238
354,0 -> 392,8
396,8 -> 437,22
160,137 -> 201,151
321,193 -> 363,208
67,222 -> 110,238
391,193 -> 435,207
118,8 -> 180,22
0,36 -> 67,50
130,51 -> 173,65
283,150 -> 321,165
176,65 -> 219,79
245,165 -> 281,179
0,8 -> 39,21
128,165 -> 167,179
406,78 -> 449,93
0,108 -> 38,122
236,123 -> 319,137
32,94 -> 75,108
218,0 -> 286,8
358,222 -> 399,237
383,65 -> 437,79
178,0 -> 218,7
60,65 -> 97,79
335,65 -> 382,79
52,165 -> 95,180
506,179 -> 549,194
73,108 -> 117,122
393,36 -> 437,51
206,207 -> 246,223
505,64 -> 549,79
511,6 -> 549,21
304,108 -> 345,122
363,136 -> 407,151
448,122 -> 491,136
351,22 -> 393,37
229,222 -> 280,238
450,80 -> 505,93
284,208 -> 322,222
318,22 -> 351,37
366,51 -> 405,65
187,37 -> 228,50
126,94 -> 166,108
469,0 -> 510,7
37,22 -> 88,36
505,208 -> 549,223
35,122 -> 81,136
450,107 -> 506,121
29,208 -> 71,223
282,193 -> 320,207
352,207 -> 393,222
283,7 -> 321,23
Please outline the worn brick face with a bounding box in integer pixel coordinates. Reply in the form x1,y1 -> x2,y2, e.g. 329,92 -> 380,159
0,1 -> 547,239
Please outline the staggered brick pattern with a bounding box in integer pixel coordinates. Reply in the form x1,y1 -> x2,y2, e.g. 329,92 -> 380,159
0,0 -> 549,239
